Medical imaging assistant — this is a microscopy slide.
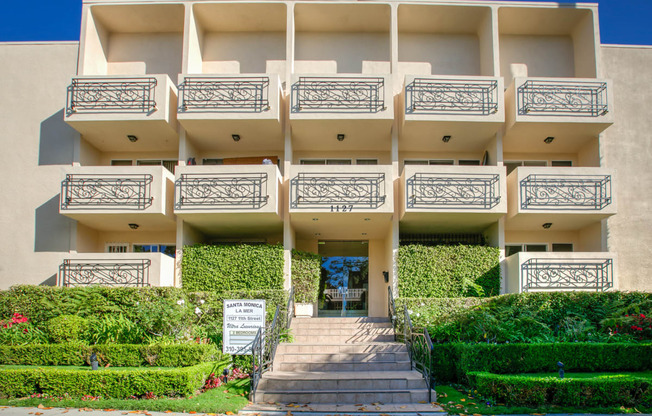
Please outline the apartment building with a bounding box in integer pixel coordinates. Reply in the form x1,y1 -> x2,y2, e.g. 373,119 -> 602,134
1,0 -> 651,317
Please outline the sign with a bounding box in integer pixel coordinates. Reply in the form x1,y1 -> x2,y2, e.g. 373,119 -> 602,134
222,299 -> 265,355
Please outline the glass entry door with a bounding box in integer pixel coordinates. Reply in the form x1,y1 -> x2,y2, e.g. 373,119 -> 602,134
318,241 -> 369,317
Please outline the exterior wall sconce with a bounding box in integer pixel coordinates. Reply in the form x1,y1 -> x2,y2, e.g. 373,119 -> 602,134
542,222 -> 552,229
128,223 -> 139,230
232,134 -> 241,142
127,135 -> 138,142
383,271 -> 389,283
442,135 -> 452,143
544,136 -> 555,144
337,134 -> 345,141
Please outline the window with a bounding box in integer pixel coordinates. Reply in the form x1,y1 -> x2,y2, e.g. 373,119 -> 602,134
404,160 -> 429,165
111,160 -> 132,166
299,159 -> 353,165
551,161 -> 573,167
404,159 -> 454,166
137,159 -> 177,173
106,243 -> 129,253
505,244 -> 548,256
505,160 -> 547,175
458,160 -> 480,166
326,159 -> 352,165
552,243 -> 573,252
202,158 -> 224,165
133,244 -> 176,258
356,159 -> 378,165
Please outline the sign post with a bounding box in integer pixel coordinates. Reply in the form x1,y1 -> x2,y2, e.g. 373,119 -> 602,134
223,299 -> 266,355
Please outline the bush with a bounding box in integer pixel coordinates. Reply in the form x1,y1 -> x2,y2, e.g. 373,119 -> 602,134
291,249 -> 321,303
0,313 -> 47,345
469,371 -> 652,407
181,244 -> 284,292
398,245 -> 500,298
0,343 -> 222,367
0,361 -> 222,399
45,315 -> 88,343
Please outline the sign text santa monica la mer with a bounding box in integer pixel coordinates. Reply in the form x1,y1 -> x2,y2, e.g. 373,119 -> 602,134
223,299 -> 265,355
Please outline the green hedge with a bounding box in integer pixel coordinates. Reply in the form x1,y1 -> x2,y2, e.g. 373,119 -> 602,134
396,297 -> 487,328
468,371 -> 652,407
0,343 -> 221,367
181,244 -> 284,292
398,244 -> 500,298
291,249 -> 321,303
0,361 -> 220,399
432,343 -> 652,384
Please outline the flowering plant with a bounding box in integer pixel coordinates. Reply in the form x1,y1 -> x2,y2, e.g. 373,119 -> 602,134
612,313 -> 652,339
0,313 -> 47,345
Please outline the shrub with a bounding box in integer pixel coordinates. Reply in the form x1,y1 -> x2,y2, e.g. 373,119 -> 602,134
45,315 -> 88,343
86,314 -> 148,344
0,361 -> 222,399
181,243 -> 284,292
398,244 -> 500,298
291,249 -> 321,303
469,371 -> 652,407
0,313 -> 47,345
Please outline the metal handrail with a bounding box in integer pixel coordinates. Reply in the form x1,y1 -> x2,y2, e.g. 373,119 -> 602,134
290,173 -> 386,210
405,78 -> 498,115
251,287 -> 295,402
59,259 -> 151,287
61,174 -> 153,210
388,287 -> 434,402
66,77 -> 157,115
520,174 -> 612,210
178,76 -> 270,113
521,258 -> 614,292
291,76 -> 385,113
406,172 -> 501,210
175,173 -> 269,210
517,80 -> 608,117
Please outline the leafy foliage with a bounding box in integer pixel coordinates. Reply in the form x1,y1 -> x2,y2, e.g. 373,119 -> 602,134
398,244 -> 500,298
291,249 -> 321,303
181,244 -> 284,292
45,315 -> 89,343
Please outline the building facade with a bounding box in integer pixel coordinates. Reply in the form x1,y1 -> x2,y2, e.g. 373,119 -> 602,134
1,0 -> 651,316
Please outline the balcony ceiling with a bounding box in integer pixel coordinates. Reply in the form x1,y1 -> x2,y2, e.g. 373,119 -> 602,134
62,213 -> 176,232
92,4 -> 185,33
498,7 -> 592,36
291,213 -> 392,240
398,4 -> 489,34
177,213 -> 283,237
505,212 -> 614,231
194,3 -> 287,32
295,3 -> 390,33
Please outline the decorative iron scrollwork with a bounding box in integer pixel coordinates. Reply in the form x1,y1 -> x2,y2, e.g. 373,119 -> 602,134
178,77 -> 270,112
520,174 -> 612,210
522,258 -> 613,292
60,174 -> 153,210
405,78 -> 498,115
60,259 -> 151,287
175,173 -> 269,210
290,173 -> 386,209
66,77 -> 157,115
291,77 -> 385,113
518,80 -> 608,116
406,173 -> 500,209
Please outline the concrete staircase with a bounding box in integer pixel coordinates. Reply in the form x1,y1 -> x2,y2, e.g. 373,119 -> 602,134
254,317 -> 433,404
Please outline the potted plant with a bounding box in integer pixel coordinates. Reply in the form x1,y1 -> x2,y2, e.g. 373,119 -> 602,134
291,249 -> 321,318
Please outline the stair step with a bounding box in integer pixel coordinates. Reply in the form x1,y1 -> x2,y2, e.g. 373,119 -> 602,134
256,389 -> 431,404
276,351 -> 410,363
258,371 -> 427,391
276,360 -> 412,372
291,327 -> 394,336
292,317 -> 390,324
291,322 -> 393,330
276,342 -> 407,354
293,334 -> 395,343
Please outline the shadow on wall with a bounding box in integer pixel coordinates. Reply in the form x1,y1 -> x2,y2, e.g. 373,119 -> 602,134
35,195 -> 73,253
39,109 -> 78,166
40,274 -> 58,286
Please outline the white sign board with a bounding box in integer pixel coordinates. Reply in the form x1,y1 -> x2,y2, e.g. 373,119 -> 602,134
223,299 -> 266,355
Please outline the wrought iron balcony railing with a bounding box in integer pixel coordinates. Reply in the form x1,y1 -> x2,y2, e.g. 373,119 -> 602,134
290,173 -> 386,211
517,80 -> 609,117
61,174 -> 153,210
520,174 -> 612,210
291,77 -> 385,113
521,258 -> 613,292
178,77 -> 270,113
175,173 -> 269,210
59,259 -> 151,287
66,77 -> 157,115
406,173 -> 501,210
405,78 -> 498,115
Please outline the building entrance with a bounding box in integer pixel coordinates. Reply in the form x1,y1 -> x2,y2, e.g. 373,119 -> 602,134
317,241 -> 369,317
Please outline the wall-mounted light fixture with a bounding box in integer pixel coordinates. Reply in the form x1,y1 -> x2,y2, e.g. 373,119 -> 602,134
383,271 -> 389,283
337,133 -> 346,142
442,135 -> 452,143
542,222 -> 553,229
128,223 -> 139,230
232,134 -> 241,142
127,135 -> 138,143
544,136 -> 555,144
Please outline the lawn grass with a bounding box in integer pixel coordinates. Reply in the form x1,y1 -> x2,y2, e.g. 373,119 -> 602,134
0,379 -> 251,414
435,384 -> 652,415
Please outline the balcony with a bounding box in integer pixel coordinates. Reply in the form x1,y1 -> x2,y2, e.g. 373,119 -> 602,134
64,74 -> 178,152
58,252 -> 175,287
174,165 -> 282,236
59,166 -> 176,231
177,74 -> 283,151
289,165 -> 393,239
401,75 -> 505,152
506,167 -> 616,231
504,78 -> 614,153
505,252 -> 617,293
289,74 -> 393,151
399,165 -> 507,233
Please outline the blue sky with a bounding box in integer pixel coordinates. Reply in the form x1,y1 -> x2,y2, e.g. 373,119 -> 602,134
0,0 -> 651,45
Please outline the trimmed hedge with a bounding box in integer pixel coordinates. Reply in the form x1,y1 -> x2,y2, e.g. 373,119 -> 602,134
396,297 -> 487,328
432,343 -> 652,383
291,249 -> 321,303
0,361 -> 220,399
468,371 -> 652,407
181,243 -> 284,292
398,244 -> 500,298
0,343 -> 221,367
